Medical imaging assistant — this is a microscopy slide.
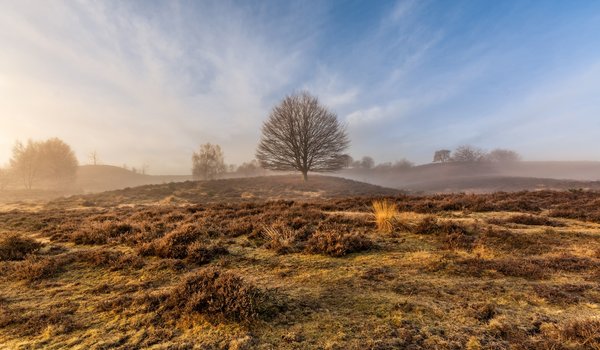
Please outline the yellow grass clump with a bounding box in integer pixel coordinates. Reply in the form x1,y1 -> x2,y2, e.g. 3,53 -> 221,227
372,200 -> 398,233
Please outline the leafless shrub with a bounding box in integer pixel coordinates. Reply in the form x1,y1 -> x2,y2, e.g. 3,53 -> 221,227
0,235 -> 42,261
166,267 -> 271,322
305,231 -> 373,257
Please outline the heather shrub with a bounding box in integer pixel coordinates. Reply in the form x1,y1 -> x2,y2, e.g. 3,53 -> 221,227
0,235 -> 42,261
185,241 -> 228,265
12,255 -> 73,282
305,231 -> 373,257
138,223 -> 205,259
166,267 -> 270,322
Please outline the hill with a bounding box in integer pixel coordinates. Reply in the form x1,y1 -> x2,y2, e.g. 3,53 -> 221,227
339,161 -> 600,193
50,175 -> 401,208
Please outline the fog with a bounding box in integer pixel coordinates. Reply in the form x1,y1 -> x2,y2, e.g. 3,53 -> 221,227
2,1 -> 600,176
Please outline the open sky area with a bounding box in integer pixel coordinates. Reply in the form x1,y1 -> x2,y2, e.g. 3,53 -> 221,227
1,0 -> 600,174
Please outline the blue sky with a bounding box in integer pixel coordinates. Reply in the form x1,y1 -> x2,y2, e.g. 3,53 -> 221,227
1,0 -> 600,174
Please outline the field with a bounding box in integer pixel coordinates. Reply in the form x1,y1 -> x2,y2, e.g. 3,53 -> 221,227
1,176 -> 600,349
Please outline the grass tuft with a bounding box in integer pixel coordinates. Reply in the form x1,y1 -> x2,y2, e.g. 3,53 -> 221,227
372,200 -> 398,233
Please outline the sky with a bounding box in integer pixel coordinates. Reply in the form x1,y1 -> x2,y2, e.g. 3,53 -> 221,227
1,0 -> 600,174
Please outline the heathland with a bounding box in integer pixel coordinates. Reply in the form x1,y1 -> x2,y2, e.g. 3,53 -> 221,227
0,175 -> 599,349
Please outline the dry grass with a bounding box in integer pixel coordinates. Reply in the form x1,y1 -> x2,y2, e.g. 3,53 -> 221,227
372,199 -> 398,233
1,187 -> 600,348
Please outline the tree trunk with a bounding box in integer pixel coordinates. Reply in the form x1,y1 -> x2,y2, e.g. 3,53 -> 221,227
302,171 -> 308,182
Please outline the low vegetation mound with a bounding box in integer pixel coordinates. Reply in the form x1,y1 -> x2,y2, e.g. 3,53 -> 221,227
166,268 -> 271,322
0,235 -> 42,261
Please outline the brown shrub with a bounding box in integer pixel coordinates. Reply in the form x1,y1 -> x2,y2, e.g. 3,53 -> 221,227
138,223 -> 206,259
543,317 -> 600,348
0,301 -> 79,336
71,221 -> 137,245
166,267 -> 270,322
305,231 -> 373,257
533,283 -> 591,305
185,241 -> 228,265
495,214 -> 564,227
0,235 -> 42,261
75,249 -> 145,271
454,257 -> 549,279
412,216 -> 439,235
412,218 -> 477,250
12,254 -> 74,282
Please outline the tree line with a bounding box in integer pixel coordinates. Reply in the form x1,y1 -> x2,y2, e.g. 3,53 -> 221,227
2,91 -> 525,189
433,146 -> 521,163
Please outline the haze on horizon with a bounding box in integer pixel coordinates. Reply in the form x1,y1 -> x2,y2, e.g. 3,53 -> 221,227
1,1 -> 600,175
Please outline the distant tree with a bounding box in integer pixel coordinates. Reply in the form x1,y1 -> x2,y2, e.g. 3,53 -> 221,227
452,145 -> 485,162
256,91 -> 349,181
39,138 -> 79,188
89,151 -> 99,165
10,140 -> 41,190
340,154 -> 354,168
192,143 -> 226,180
433,150 -> 451,163
10,138 -> 78,189
374,162 -> 392,170
487,149 -> 521,162
359,156 -> 375,169
236,159 -> 266,177
392,159 -> 414,170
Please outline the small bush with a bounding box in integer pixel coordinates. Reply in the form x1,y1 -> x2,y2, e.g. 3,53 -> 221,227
0,235 -> 42,261
72,222 -> 136,245
372,200 -> 398,233
166,267 -> 270,322
492,214 -> 564,227
12,255 -> 73,282
138,224 -> 205,259
412,216 -> 439,235
305,231 -> 373,257
186,241 -> 228,265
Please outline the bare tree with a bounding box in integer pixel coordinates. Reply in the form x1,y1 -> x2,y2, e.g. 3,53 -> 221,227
452,145 -> 485,162
10,140 -> 41,189
256,92 -> 349,181
433,149 -> 451,163
89,151 -> 99,165
487,149 -> 521,162
192,143 -> 226,180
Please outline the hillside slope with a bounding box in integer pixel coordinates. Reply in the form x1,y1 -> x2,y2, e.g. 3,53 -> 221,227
51,175 -> 401,207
